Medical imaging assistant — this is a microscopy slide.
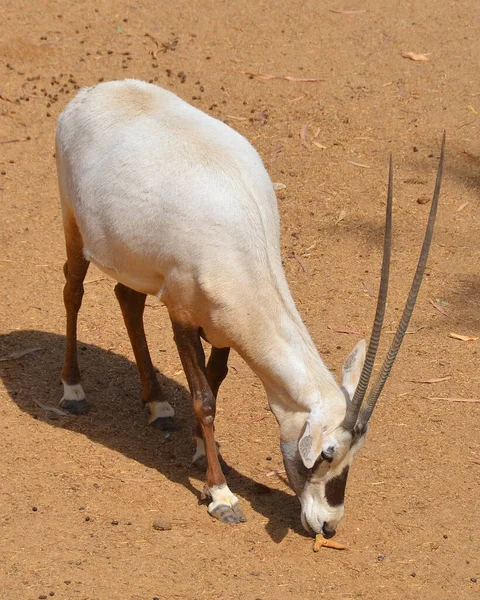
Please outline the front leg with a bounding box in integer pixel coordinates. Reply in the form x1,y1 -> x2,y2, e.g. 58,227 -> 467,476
170,318 -> 246,524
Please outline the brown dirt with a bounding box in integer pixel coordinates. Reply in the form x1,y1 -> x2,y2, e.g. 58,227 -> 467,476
1,1 -> 479,599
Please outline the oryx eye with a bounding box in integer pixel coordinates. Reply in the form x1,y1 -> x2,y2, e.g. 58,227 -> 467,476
320,447 -> 335,463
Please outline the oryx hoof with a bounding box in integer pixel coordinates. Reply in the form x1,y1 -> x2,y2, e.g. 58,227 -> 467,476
59,398 -> 89,415
209,502 -> 247,524
150,416 -> 182,431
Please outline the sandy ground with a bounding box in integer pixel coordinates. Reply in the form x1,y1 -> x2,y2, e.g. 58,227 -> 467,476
1,1 -> 479,599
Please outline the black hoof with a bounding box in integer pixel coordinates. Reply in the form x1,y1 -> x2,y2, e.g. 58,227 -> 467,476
150,416 -> 182,431
210,502 -> 247,524
59,398 -> 89,415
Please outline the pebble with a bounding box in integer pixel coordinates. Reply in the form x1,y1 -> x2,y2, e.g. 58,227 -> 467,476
153,519 -> 172,531
417,194 -> 431,205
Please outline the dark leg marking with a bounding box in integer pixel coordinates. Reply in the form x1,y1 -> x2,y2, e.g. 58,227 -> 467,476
61,214 -> 90,414
115,283 -> 180,431
170,320 -> 244,523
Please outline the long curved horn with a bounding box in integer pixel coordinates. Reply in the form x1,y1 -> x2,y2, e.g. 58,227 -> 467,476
357,132 -> 445,426
342,155 -> 393,431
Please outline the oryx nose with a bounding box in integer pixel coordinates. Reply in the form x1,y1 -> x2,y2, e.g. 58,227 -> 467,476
322,524 -> 336,539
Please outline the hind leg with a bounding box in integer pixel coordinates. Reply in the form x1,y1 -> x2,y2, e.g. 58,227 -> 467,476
170,320 -> 245,523
114,283 -> 180,431
60,215 -> 90,414
192,347 -> 231,473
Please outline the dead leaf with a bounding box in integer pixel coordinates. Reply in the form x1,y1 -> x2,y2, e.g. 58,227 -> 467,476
266,469 -> 287,477
314,533 -> 346,551
347,160 -> 371,168
269,143 -> 283,164
245,72 -> 325,82
293,253 -> 306,272
410,376 -> 451,384
300,124 -> 308,146
362,281 -> 375,297
467,105 -> 478,115
429,397 -> 480,403
303,241 -> 317,253
241,415 -> 267,424
448,333 -> 478,342
289,95 -> 306,103
429,299 -> 449,317
402,52 -> 430,62
328,326 -> 362,335
32,398 -> 69,416
0,347 -> 43,362
335,209 -> 346,225
313,141 -> 326,149
456,202 -> 469,212
145,33 -> 160,58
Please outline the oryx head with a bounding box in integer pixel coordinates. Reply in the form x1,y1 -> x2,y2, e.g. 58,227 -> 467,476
281,134 -> 445,537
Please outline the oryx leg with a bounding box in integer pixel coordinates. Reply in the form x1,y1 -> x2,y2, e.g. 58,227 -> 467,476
170,320 -> 245,524
192,347 -> 231,473
114,283 -> 179,430
60,214 -> 90,414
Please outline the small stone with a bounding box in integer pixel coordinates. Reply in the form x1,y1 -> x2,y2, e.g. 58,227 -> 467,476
417,194 -> 430,205
410,572 -> 416,577
111,520 -> 119,525
443,534 -> 448,539
85,516 -> 90,521
153,519 -> 172,531
32,506 -> 38,511
49,593 -> 55,597
471,578 -> 477,583
265,456 -> 272,461
39,596 -> 47,599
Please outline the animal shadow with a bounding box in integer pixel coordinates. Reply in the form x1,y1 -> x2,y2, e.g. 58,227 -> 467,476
0,329 -> 303,543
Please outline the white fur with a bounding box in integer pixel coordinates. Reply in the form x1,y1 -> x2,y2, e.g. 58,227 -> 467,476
147,400 -> 175,423
61,382 -> 86,402
192,438 -> 206,464
208,484 -> 239,514
56,80 -> 366,532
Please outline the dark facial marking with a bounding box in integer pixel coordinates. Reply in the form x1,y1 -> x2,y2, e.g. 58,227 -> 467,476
325,466 -> 350,507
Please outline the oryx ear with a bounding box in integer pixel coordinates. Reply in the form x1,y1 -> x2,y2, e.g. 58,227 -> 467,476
298,408 -> 324,469
341,340 -> 366,401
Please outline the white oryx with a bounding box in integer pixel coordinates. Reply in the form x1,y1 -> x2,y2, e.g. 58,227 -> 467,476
56,79 -> 444,536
